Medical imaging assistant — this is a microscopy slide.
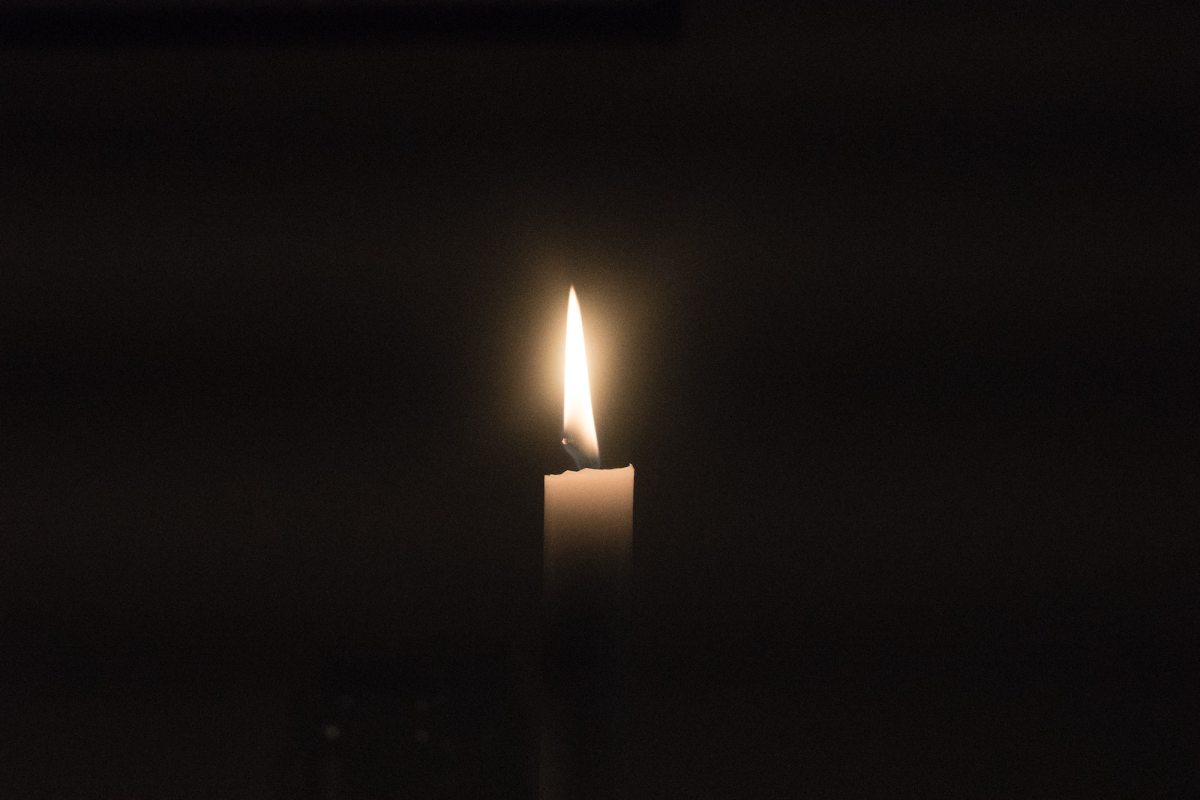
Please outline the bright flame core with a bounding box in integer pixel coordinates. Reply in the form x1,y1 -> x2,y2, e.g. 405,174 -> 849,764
562,286 -> 600,467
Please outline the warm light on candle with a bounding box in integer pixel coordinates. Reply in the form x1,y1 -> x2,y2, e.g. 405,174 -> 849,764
562,285 -> 600,468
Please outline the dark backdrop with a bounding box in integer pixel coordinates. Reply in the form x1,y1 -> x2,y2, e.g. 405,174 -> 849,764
1,2 -> 1196,797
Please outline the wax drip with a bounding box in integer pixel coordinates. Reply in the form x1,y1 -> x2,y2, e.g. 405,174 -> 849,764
562,436 -> 600,470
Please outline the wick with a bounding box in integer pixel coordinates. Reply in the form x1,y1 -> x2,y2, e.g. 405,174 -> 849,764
562,436 -> 600,470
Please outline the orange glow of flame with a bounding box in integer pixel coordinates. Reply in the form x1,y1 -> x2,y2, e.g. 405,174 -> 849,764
562,286 -> 600,466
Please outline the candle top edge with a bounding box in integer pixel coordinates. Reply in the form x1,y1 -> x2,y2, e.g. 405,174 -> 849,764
545,464 -> 634,477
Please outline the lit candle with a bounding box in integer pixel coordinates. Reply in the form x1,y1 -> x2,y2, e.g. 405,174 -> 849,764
541,286 -> 633,800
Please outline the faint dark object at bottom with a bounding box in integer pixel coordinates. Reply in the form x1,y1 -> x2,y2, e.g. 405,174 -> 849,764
308,648 -> 529,800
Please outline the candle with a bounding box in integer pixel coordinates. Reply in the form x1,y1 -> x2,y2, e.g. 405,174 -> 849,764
541,286 -> 633,800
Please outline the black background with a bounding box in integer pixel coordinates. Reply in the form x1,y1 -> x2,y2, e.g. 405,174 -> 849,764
1,2 -> 1197,797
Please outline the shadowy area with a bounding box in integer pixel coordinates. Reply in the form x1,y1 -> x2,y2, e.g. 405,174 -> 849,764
0,2 -> 1195,797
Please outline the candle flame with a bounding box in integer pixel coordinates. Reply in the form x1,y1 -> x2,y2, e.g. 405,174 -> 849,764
562,286 -> 600,468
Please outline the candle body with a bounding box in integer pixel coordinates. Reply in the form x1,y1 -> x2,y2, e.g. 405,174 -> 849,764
542,465 -> 633,800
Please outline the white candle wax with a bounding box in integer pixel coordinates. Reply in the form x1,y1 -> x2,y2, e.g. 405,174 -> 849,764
544,465 -> 634,608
